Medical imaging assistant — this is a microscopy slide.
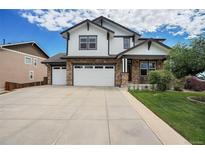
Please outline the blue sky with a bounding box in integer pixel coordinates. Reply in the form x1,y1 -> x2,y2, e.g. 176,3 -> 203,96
0,10 -> 66,56
0,9 -> 204,56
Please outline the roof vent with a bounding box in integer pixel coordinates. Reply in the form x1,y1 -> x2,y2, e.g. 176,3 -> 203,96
2,39 -> 5,45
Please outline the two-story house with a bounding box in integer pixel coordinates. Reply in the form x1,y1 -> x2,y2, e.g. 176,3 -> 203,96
43,16 -> 170,87
0,41 -> 49,89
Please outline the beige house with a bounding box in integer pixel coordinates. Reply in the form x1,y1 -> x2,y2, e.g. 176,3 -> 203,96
0,41 -> 49,89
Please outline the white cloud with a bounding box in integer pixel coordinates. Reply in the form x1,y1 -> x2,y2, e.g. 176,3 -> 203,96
20,9 -> 205,38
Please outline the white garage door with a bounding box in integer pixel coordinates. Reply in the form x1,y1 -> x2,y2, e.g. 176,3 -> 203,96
52,66 -> 66,85
73,65 -> 115,86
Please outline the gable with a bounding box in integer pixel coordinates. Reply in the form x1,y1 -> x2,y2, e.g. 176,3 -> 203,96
93,16 -> 141,37
124,41 -> 170,56
68,21 -> 109,56
3,43 -> 48,58
69,21 -> 110,35
61,19 -> 114,39
96,19 -> 133,36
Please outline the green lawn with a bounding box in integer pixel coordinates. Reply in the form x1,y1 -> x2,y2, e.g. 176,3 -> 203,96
129,90 -> 205,145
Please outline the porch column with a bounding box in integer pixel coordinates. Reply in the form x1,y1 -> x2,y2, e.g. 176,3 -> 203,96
122,58 -> 128,73
121,58 -> 129,87
125,58 -> 128,72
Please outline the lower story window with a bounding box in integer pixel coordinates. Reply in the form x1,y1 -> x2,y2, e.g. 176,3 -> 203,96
29,71 -> 34,80
140,61 -> 156,75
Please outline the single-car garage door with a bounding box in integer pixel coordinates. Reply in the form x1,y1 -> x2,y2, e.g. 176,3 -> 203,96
52,66 -> 66,85
73,65 -> 115,86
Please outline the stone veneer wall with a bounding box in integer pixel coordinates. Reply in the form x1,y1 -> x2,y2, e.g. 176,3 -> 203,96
131,59 -> 164,84
66,59 -> 122,86
121,73 -> 129,87
131,59 -> 140,84
47,65 -> 52,85
48,59 -> 164,86
157,60 -> 163,69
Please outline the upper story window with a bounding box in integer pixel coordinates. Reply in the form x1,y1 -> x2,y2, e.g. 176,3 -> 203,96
123,37 -> 130,49
33,58 -> 38,66
25,56 -> 32,64
79,36 -> 97,50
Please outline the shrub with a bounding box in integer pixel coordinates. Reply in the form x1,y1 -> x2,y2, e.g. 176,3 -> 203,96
184,76 -> 205,91
173,79 -> 184,91
148,70 -> 175,91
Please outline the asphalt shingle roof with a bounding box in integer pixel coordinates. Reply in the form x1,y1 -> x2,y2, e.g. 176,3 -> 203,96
42,53 -> 66,63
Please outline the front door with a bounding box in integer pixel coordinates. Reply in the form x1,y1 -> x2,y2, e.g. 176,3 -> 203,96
127,59 -> 132,82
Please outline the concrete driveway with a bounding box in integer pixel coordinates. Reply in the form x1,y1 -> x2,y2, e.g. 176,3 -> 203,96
0,86 -> 161,144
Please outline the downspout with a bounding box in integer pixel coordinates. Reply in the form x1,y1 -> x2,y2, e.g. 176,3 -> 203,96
133,35 -> 135,46
66,32 -> 70,55
107,32 -> 110,55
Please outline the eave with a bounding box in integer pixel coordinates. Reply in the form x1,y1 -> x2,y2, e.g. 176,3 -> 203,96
92,16 -> 141,37
60,19 -> 115,39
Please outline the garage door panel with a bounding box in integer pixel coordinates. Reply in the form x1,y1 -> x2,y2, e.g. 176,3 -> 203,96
73,65 -> 115,86
52,66 -> 66,85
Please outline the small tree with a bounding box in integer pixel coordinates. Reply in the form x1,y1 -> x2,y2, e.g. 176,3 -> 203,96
149,70 -> 175,91
165,36 -> 205,79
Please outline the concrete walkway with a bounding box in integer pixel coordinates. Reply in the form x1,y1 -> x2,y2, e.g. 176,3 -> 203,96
0,86 -> 161,144
121,89 -> 191,145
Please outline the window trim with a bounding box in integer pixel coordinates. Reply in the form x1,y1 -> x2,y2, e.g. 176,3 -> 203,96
140,61 -> 157,76
79,35 -> 97,50
33,58 -> 38,67
24,56 -> 32,64
94,65 -> 103,69
123,37 -> 130,49
29,71 -> 34,80
84,65 -> 93,69
74,65 -> 83,69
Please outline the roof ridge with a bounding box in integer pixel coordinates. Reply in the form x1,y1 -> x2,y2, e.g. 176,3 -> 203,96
60,18 -> 114,35
1,41 -> 49,58
0,41 -> 35,46
92,16 -> 141,36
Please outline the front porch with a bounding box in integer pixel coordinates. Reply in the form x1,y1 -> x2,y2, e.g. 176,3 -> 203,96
120,55 -> 165,87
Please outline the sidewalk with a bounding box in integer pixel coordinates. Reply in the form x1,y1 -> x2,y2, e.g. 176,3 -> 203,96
121,89 -> 191,145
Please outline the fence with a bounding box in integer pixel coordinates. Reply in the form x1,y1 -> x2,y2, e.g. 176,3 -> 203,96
5,77 -> 48,91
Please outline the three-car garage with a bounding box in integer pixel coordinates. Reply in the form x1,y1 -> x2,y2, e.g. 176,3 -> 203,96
51,64 -> 115,86
42,53 -> 116,87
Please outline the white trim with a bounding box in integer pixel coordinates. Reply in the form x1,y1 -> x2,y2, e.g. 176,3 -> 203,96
125,58 -> 128,72
73,64 -> 115,86
29,70 -> 34,80
123,41 -> 170,56
24,56 -> 32,64
122,58 -> 125,72
0,47 -> 46,60
33,58 -> 38,67
0,41 -> 48,58
52,66 -> 67,85
1,41 -> 35,47
140,61 -> 157,76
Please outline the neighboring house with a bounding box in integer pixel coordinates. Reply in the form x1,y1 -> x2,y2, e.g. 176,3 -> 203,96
43,16 -> 170,86
0,41 -> 49,89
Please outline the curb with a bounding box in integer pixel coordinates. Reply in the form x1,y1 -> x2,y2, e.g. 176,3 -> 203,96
121,90 -> 191,145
